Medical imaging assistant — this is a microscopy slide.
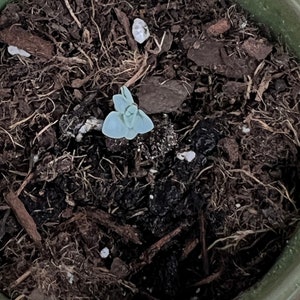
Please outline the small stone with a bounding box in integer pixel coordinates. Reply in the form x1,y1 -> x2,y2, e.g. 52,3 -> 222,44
8,45 -> 31,57
176,150 -> 196,162
132,18 -> 150,44
76,117 -> 103,142
100,247 -> 110,258
242,125 -> 251,134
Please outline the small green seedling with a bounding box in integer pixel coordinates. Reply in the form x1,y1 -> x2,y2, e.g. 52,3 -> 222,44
102,86 -> 154,140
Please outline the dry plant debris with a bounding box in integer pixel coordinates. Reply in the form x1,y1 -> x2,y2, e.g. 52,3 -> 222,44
0,0 -> 299,299
0,26 -> 54,59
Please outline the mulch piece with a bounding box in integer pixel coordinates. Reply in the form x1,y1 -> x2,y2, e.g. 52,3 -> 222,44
0,0 -> 299,299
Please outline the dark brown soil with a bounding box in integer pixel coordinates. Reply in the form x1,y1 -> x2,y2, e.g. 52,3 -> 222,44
0,0 -> 300,299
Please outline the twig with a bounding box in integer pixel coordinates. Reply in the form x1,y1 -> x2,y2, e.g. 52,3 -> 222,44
64,0 -> 82,29
130,223 -> 187,274
78,47 -> 94,68
32,121 -> 58,146
199,210 -> 209,275
16,173 -> 34,196
180,238 -> 199,261
56,55 -> 88,65
72,210 -> 142,245
90,0 -> 111,62
5,173 -> 41,246
147,33 -> 166,55
9,269 -> 32,289
230,168 -> 296,209
0,209 -> 10,241
5,191 -> 41,246
125,53 -> 149,87
190,267 -> 223,287
9,111 -> 38,130
140,224 -> 186,263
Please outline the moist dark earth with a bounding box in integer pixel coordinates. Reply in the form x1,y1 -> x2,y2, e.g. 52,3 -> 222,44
0,0 -> 300,299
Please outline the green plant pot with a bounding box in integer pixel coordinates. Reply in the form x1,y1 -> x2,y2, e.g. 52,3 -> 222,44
234,1 -> 300,299
235,0 -> 300,58
236,224 -> 300,300
0,0 -> 10,11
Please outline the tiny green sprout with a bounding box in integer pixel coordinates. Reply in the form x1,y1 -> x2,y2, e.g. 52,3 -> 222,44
102,86 -> 154,140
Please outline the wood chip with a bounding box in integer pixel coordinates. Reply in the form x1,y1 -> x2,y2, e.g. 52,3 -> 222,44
206,18 -> 231,36
130,224 -> 187,274
242,38 -> 273,61
187,40 -> 224,66
86,210 -> 142,245
5,191 -> 42,246
137,76 -> 194,114
110,257 -> 130,278
114,8 -> 137,51
188,41 -> 257,79
0,26 -> 54,59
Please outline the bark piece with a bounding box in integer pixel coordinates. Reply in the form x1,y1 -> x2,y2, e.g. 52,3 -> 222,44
187,40 -> 224,66
114,8 -> 137,51
86,210 -> 142,245
206,18 -> 231,36
137,76 -> 194,114
5,191 -> 41,245
0,26 -> 54,59
242,38 -> 273,61
187,40 -> 257,79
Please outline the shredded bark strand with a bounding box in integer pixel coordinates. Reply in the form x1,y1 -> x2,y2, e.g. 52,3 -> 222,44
5,191 -> 42,246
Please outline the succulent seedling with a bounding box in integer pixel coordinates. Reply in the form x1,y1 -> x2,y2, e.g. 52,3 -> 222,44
102,86 -> 154,140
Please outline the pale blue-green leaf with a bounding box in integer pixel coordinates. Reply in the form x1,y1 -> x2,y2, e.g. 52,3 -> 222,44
125,128 -> 138,140
102,112 -> 127,138
134,109 -> 154,134
121,86 -> 134,104
113,94 -> 129,113
124,104 -> 138,128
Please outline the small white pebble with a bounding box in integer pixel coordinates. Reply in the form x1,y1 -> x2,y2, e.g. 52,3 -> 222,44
32,154 -> 39,164
66,271 -> 74,284
132,18 -> 150,44
176,150 -> 196,162
75,132 -> 84,142
177,152 -> 185,160
100,247 -> 110,258
76,117 -> 103,142
8,45 -> 31,57
242,125 -> 251,134
149,194 -> 154,200
240,21 -> 248,29
235,203 -> 241,208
